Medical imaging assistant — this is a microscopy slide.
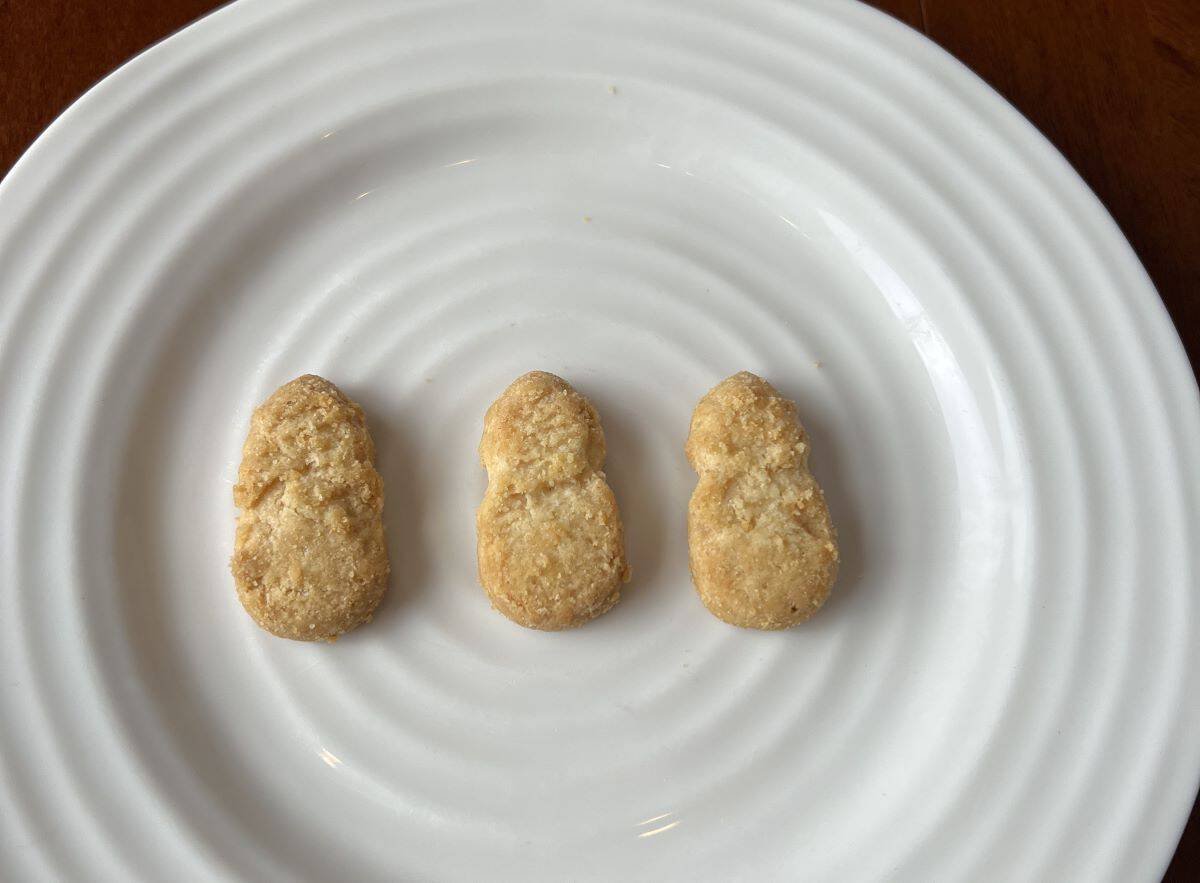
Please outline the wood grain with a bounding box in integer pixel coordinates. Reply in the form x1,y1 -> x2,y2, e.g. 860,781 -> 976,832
1,0 -> 1197,878
0,0 -> 218,173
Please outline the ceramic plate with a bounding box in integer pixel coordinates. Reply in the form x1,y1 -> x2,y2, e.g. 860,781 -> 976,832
2,0 -> 1198,879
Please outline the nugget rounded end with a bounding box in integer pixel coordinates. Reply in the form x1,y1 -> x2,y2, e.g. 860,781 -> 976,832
686,372 -> 837,630
479,371 -> 606,485
685,371 -> 809,475
231,374 -> 389,642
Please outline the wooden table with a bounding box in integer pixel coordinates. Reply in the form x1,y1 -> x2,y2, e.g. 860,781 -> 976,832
2,1 -> 1197,878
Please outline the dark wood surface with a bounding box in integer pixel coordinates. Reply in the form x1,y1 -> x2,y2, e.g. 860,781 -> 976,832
2,1 -> 1197,878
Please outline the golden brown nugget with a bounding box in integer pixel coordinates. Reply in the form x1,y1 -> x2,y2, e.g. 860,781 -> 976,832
232,375 -> 389,641
476,371 -> 630,630
686,372 -> 838,629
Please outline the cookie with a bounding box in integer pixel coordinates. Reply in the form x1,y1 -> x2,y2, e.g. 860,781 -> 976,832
231,374 -> 389,641
685,371 -> 837,629
476,371 -> 630,630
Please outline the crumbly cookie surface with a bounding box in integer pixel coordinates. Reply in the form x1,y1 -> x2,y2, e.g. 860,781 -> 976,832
686,372 -> 837,629
232,374 -> 389,641
477,371 -> 629,630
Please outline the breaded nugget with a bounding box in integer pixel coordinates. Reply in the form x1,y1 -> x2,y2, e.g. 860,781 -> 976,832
477,371 -> 630,630
686,372 -> 838,629
232,374 -> 389,641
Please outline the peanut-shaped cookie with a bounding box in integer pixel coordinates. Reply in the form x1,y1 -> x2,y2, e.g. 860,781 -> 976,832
477,371 -> 630,630
232,375 -> 389,641
686,372 -> 837,629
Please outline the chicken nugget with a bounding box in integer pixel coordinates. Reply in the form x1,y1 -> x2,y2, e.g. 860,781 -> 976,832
477,371 -> 630,630
686,371 -> 837,629
232,374 -> 389,641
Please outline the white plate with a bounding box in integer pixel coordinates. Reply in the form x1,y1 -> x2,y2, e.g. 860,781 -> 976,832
2,0 -> 1198,879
